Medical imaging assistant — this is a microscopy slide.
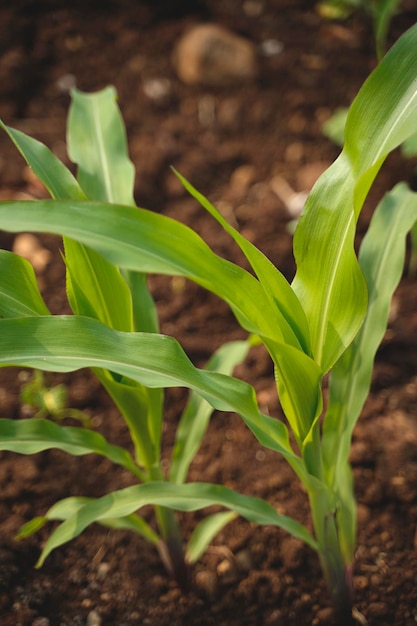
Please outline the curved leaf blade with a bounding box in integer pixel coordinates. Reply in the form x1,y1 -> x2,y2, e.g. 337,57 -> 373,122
185,511 -> 237,564
292,23 -> 417,372
67,86 -> 135,205
0,250 -> 50,317
175,170 -> 311,354
0,121 -> 85,201
170,339 -> 251,484
0,315 -> 307,478
0,418 -> 143,479
36,481 -> 318,566
323,184 -> 417,480
0,199 -> 287,343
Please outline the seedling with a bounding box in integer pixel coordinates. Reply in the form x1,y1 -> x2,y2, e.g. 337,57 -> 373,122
317,0 -> 402,59
19,370 -> 92,426
0,88 -> 276,592
1,22 -> 417,621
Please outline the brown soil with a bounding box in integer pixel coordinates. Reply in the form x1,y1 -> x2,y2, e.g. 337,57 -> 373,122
1,2 -> 417,625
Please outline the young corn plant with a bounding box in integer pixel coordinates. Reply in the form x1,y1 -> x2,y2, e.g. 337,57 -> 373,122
1,22 -> 417,619
0,87 -> 310,592
317,0 -> 402,59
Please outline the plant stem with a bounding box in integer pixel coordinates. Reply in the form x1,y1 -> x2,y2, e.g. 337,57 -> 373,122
148,465 -> 190,592
304,424 -> 353,617
309,489 -> 353,617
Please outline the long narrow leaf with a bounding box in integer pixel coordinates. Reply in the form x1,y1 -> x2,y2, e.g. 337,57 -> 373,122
18,496 -> 160,545
323,183 -> 417,478
0,199 -> 290,343
67,86 -> 135,205
175,170 -> 311,354
63,239 -> 134,332
0,121 -> 85,201
0,418 -> 144,480
322,183 -> 417,561
185,511 -> 237,564
0,315 -> 311,482
0,251 -> 50,317
292,23 -> 417,372
67,87 -> 164,453
36,481 -> 318,566
0,198 -> 322,445
169,340 -> 251,484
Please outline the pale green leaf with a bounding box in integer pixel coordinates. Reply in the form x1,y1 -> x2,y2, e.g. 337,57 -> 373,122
67,86 -> 135,205
0,199 -> 287,343
323,183 -> 417,478
17,496 -> 160,545
292,23 -> 417,372
47,497 -> 160,544
0,418 -> 143,479
36,481 -> 318,566
64,238 -> 134,332
0,315 -> 307,480
185,511 -> 237,564
175,170 -> 311,354
322,184 -> 417,561
0,250 -> 50,317
170,340 -> 251,485
17,516 -> 49,540
65,87 -> 136,331
0,121 -> 85,201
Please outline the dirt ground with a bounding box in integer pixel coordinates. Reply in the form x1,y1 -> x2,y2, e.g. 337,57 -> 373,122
1,1 -> 417,625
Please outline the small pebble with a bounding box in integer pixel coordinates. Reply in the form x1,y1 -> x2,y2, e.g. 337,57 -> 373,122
217,558 -> 238,583
235,549 -> 253,573
195,569 -> 217,601
367,602 -> 388,619
86,610 -> 102,626
31,618 -> 50,626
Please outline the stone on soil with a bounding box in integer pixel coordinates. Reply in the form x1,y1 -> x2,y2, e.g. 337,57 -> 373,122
174,24 -> 257,86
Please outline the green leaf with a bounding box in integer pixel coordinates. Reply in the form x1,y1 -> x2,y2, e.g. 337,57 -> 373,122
121,270 -> 159,334
0,250 -> 50,317
372,0 -> 401,60
68,86 -> 160,336
0,197 -> 322,446
36,481 -> 318,566
16,516 -> 48,540
0,418 -> 144,480
292,22 -> 417,372
63,238 -> 134,332
175,170 -> 311,354
170,340 -> 251,485
67,86 -> 135,205
66,88 -> 161,464
17,496 -> 161,545
0,199 -> 288,343
0,121 -> 85,201
65,87 -> 137,331
0,315 -> 308,480
401,130 -> 417,158
185,511 -> 237,564
322,183 -> 417,560
322,107 -> 348,147
93,368 -> 160,469
175,176 -> 324,443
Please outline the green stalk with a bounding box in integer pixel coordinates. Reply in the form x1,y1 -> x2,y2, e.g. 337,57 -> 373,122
148,465 -> 190,592
303,422 -> 353,617
308,485 -> 353,618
